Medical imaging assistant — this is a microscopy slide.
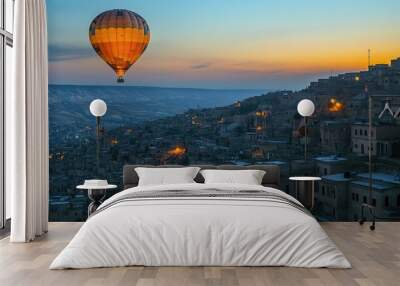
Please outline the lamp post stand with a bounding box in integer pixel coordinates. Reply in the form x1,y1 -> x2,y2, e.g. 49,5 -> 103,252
297,99 -> 314,162
89,99 -> 107,178
96,116 -> 100,175
359,92 -> 376,230
304,116 -> 307,161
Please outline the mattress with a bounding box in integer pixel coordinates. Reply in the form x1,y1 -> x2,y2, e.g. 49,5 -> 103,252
50,183 -> 351,269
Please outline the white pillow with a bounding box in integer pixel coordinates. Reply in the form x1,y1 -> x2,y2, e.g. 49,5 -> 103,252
200,169 -> 266,185
135,167 -> 200,186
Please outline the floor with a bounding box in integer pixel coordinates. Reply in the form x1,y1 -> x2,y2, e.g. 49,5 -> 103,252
0,222 -> 399,286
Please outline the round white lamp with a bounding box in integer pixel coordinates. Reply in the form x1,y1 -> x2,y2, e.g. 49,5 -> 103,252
297,99 -> 315,161
90,99 -> 107,117
297,99 -> 315,117
90,99 -> 107,137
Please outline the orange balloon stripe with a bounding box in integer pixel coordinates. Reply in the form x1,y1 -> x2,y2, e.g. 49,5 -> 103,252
90,42 -> 147,70
98,12 -> 115,69
127,15 -> 137,72
91,28 -> 148,43
132,30 -> 145,67
90,32 -> 148,51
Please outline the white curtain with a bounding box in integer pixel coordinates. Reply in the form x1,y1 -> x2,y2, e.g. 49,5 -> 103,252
7,0 -> 49,242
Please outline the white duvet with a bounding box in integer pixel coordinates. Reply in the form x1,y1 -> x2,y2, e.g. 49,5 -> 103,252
50,183 -> 351,269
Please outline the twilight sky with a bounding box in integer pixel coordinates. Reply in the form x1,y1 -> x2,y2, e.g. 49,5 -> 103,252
47,0 -> 400,89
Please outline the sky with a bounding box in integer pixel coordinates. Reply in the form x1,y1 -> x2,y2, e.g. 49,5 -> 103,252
47,0 -> 400,90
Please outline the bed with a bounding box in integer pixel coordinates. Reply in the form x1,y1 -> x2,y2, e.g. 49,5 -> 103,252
50,165 -> 351,269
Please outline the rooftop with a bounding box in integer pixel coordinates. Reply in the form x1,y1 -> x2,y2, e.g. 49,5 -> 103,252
357,173 -> 400,185
314,155 -> 347,163
351,180 -> 392,190
322,173 -> 351,182
229,160 -> 250,166
265,140 -> 288,144
321,120 -> 350,125
352,122 -> 400,127
256,160 -> 287,166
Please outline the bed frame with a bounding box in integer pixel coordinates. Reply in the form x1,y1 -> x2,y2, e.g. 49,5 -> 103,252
123,164 -> 281,190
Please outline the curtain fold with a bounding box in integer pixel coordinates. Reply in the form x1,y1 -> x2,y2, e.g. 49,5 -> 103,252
7,0 -> 49,242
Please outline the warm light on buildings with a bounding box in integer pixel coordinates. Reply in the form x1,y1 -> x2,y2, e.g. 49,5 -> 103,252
256,111 -> 268,117
191,115 -> 201,125
328,98 -> 344,112
256,125 -> 264,132
167,146 -> 186,157
111,138 -> 119,145
355,75 -> 360,81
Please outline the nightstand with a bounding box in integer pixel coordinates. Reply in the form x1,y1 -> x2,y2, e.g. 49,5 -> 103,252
77,180 -> 117,217
289,176 -> 321,210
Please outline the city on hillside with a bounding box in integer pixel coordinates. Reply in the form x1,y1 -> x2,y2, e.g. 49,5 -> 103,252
49,57 -> 400,222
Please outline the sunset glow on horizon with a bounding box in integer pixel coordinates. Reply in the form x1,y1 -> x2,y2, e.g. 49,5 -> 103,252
47,0 -> 400,89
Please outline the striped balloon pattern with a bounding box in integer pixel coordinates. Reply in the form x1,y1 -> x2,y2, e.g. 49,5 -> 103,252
89,9 -> 150,83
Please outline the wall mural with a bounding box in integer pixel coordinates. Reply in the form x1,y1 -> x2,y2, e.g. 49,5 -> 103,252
47,1 -> 400,222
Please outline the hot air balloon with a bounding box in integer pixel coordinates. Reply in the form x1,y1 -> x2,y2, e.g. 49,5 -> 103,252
89,9 -> 150,83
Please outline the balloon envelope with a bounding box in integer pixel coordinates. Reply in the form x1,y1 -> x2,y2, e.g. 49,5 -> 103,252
89,9 -> 150,83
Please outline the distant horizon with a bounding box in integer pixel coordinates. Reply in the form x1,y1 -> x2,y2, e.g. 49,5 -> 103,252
47,0 -> 400,89
47,60 -> 376,92
48,83 -> 270,92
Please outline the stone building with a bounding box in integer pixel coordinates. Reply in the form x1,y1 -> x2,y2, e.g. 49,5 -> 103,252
351,123 -> 400,157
